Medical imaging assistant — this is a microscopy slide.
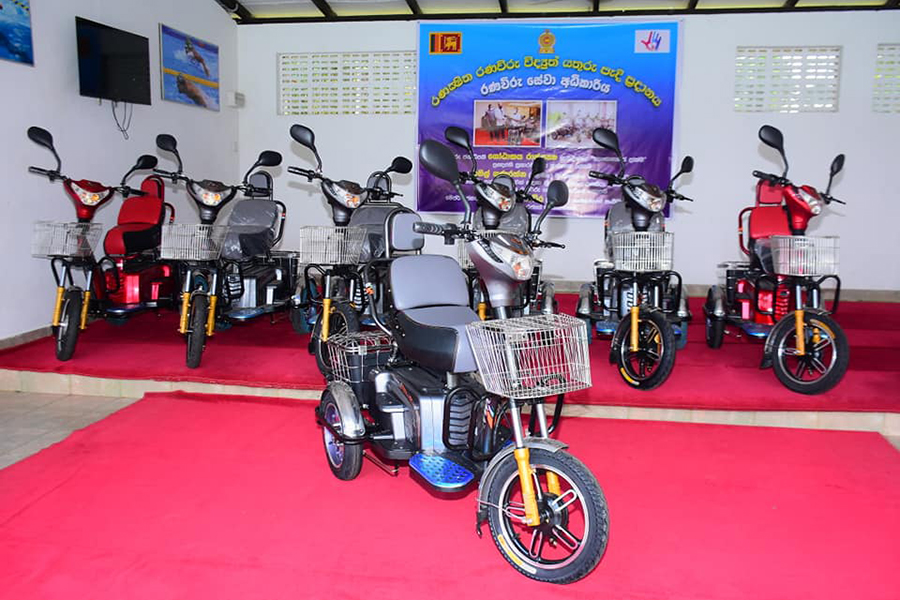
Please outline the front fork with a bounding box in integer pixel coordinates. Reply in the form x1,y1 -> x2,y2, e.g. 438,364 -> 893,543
508,400 -> 561,526
50,262 -> 92,330
178,267 -> 219,336
320,274 -> 333,341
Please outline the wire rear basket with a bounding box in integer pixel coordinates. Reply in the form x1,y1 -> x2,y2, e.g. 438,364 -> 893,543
296,226 -> 366,265
610,231 -> 674,272
771,235 -> 839,277
327,331 -> 394,385
466,314 -> 591,400
160,224 -> 229,261
32,221 -> 103,259
457,230 -> 516,270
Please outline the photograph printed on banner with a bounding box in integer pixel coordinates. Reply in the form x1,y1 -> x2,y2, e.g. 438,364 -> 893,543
0,0 -> 33,65
160,24 -> 219,111
546,100 -> 617,148
473,100 -> 542,147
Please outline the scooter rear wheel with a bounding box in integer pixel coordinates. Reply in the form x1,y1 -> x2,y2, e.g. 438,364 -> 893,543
185,295 -> 209,369
485,448 -> 609,584
55,289 -> 83,362
770,311 -> 849,394
319,389 -> 363,481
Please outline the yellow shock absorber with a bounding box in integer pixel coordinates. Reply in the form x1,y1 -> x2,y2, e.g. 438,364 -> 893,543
51,286 -> 65,327
478,302 -> 487,321
630,305 -> 640,353
514,448 -> 541,526
321,297 -> 332,341
79,291 -> 91,330
206,295 -> 218,337
546,471 -> 562,497
178,292 -> 191,334
794,309 -> 806,356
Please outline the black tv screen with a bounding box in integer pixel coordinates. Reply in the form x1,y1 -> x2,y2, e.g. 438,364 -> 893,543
76,17 -> 151,105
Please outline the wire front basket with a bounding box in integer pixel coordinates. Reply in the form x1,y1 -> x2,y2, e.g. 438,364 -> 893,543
610,231 -> 674,272
160,224 -> 229,261
296,226 -> 366,265
466,314 -> 591,400
327,331 -> 394,385
32,221 -> 102,259
457,229 -> 516,270
771,235 -> 839,277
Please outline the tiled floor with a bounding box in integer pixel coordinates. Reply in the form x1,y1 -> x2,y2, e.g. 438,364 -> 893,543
0,391 -> 137,470
0,390 -> 898,471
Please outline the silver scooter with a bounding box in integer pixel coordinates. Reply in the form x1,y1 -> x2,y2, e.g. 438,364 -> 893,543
314,139 -> 609,584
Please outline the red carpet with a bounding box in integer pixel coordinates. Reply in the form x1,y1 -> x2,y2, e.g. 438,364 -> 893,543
0,297 -> 898,412
0,392 -> 898,600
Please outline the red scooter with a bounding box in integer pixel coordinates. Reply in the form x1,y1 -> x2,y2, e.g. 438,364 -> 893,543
704,125 -> 849,394
28,126 -> 177,360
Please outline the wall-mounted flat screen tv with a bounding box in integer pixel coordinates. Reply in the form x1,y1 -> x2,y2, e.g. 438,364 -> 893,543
76,17 -> 151,105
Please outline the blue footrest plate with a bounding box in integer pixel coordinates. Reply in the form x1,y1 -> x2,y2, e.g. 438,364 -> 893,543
409,453 -> 475,491
594,320 -> 617,335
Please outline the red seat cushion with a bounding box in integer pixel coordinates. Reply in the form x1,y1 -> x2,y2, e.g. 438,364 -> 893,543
748,206 -> 790,240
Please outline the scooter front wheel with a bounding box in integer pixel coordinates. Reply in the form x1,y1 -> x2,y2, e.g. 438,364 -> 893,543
185,295 -> 209,369
770,311 -> 849,394
312,301 -> 360,377
485,448 -> 609,584
611,308 -> 676,391
55,289 -> 83,361
319,388 -> 363,481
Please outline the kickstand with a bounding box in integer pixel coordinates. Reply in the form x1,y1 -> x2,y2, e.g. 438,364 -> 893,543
363,450 -> 398,476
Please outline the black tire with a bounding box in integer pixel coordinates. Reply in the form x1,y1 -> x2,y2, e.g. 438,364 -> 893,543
319,389 -> 363,480
770,311 -> 849,395
311,301 -> 360,377
55,289 -> 83,361
185,294 -> 209,369
289,304 -> 310,335
705,289 -> 724,349
611,307 -> 676,391
485,448 -> 609,584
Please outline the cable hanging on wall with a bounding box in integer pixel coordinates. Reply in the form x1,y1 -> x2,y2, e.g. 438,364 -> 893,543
111,100 -> 134,140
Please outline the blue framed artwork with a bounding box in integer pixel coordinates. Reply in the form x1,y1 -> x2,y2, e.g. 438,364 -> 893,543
159,24 -> 219,111
0,0 -> 33,65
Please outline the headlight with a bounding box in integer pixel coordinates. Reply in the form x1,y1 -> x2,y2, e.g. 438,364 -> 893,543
797,188 -> 822,215
328,181 -> 363,209
491,235 -> 534,281
191,182 -> 223,206
70,182 -> 103,206
476,182 -> 514,212
628,183 -> 665,213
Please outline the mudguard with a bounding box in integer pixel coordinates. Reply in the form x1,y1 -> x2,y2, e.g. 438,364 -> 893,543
322,381 -> 366,439
539,281 -> 556,314
475,436 -> 568,532
760,307 -> 832,370
705,285 -> 726,319
576,282 -> 593,317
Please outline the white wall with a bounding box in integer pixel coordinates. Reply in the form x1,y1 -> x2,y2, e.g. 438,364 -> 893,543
237,11 -> 900,292
0,0 -> 239,339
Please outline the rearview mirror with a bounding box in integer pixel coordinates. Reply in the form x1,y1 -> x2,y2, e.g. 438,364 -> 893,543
591,128 -> 620,154
680,156 -> 694,175
389,156 -> 413,175
290,124 -> 322,171
156,134 -> 178,153
531,157 -> 546,176
759,125 -> 788,177
27,126 -> 54,151
256,150 -> 283,168
445,126 -> 472,152
830,154 -> 844,177
419,140 -> 460,184
135,155 -> 158,171
547,180 -> 569,208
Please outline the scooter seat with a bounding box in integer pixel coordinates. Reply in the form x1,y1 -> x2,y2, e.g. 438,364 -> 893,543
394,306 -> 480,374
104,223 -> 161,256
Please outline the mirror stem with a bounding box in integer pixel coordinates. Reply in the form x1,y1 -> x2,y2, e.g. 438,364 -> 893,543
453,181 -> 472,225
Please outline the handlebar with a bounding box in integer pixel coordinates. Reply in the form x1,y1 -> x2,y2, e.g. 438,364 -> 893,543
667,190 -> 694,203
287,166 -> 320,181
589,170 -> 618,183
413,221 -> 445,236
752,170 -> 785,185
530,239 -> 565,249
29,166 -> 62,181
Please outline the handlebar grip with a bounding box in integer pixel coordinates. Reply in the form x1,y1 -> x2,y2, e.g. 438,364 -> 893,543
412,221 -> 445,236
752,170 -> 779,184
589,171 -> 616,182
28,166 -> 49,175
829,197 -> 846,205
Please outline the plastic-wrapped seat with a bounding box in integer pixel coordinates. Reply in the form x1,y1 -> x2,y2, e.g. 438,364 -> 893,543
220,199 -> 279,261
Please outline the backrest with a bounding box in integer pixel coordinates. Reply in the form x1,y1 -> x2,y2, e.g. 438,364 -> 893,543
390,255 -> 469,310
117,196 -> 164,226
387,210 -> 424,255
140,175 -> 165,200
245,171 -> 273,199
348,202 -> 405,262
226,199 -> 279,230
756,180 -> 785,205
748,205 -> 790,240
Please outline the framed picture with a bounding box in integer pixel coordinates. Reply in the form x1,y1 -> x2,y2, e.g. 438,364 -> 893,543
159,24 -> 219,111
0,0 -> 34,65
